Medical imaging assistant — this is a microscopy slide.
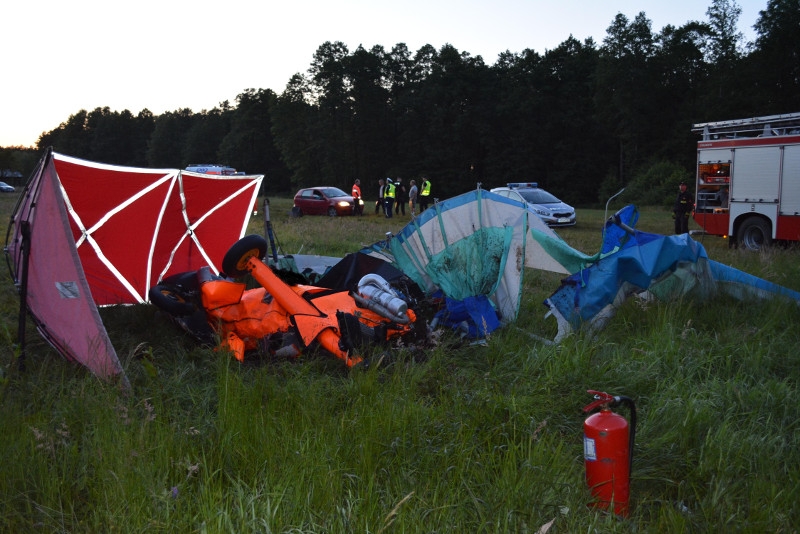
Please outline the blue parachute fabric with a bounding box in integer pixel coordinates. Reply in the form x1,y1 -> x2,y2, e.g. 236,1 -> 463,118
434,295 -> 501,338
601,204 -> 639,254
547,227 -> 800,333
547,232 -> 711,329
528,204 -> 642,275
709,259 -> 800,301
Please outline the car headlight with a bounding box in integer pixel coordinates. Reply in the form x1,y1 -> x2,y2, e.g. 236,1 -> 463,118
535,209 -> 550,217
337,201 -> 351,208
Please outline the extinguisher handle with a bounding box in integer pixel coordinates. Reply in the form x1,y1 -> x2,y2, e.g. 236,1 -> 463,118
583,390 -> 615,413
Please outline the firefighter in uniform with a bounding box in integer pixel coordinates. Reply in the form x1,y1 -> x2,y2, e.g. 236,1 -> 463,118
419,177 -> 432,212
673,180 -> 694,234
351,179 -> 363,216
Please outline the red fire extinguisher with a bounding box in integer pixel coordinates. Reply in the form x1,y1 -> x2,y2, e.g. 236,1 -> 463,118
582,390 -> 637,517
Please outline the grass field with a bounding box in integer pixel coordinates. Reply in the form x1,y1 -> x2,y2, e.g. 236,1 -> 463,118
1,192 -> 799,532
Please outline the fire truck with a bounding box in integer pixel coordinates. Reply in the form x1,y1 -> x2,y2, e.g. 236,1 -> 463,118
692,112 -> 800,250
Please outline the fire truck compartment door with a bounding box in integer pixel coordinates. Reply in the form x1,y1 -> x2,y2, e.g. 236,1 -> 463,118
781,145 -> 800,215
731,146 -> 780,203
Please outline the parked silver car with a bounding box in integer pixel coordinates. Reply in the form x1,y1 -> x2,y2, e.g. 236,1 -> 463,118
490,183 -> 576,227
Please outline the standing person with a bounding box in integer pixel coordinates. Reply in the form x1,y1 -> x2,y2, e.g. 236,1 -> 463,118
383,178 -> 396,218
394,178 -> 407,216
375,178 -> 385,215
351,179 -> 363,216
673,180 -> 694,234
408,179 -> 418,218
419,176 -> 432,212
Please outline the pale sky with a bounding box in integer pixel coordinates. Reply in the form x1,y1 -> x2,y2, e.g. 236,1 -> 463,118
2,0 -> 765,147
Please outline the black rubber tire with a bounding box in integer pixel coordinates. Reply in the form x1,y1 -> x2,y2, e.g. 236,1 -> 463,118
737,217 -> 772,251
327,207 -> 337,217
222,235 -> 268,277
291,206 -> 303,218
148,284 -> 197,316
160,270 -> 199,289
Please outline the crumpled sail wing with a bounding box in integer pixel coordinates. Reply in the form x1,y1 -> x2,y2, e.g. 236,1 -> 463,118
545,216 -> 800,340
385,189 -> 567,323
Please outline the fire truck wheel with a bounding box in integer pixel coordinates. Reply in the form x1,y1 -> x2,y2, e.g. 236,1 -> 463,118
222,235 -> 268,277
737,217 -> 772,251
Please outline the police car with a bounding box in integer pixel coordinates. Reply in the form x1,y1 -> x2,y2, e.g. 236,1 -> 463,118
185,164 -> 244,176
490,182 -> 576,227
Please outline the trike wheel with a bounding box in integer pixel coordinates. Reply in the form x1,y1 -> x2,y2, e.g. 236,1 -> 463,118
148,283 -> 197,316
222,235 -> 268,277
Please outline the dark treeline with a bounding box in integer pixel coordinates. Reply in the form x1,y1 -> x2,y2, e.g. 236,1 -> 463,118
14,0 -> 800,206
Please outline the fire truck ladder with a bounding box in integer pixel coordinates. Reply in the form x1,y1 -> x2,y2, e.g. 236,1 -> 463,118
692,112 -> 800,140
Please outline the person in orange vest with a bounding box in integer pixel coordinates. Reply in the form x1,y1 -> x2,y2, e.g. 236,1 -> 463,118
351,179 -> 363,216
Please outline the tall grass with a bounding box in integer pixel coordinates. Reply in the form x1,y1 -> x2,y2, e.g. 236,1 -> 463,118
1,194 -> 799,532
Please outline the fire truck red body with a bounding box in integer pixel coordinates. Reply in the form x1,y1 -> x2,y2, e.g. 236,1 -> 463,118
692,112 -> 800,250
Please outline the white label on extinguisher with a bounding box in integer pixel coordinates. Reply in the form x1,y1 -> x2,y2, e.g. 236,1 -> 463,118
584,436 -> 597,461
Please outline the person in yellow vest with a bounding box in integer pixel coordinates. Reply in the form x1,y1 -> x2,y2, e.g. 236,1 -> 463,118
383,178 -> 396,218
419,176 -> 432,211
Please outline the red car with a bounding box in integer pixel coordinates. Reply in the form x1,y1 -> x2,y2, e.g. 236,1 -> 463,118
293,187 -> 355,216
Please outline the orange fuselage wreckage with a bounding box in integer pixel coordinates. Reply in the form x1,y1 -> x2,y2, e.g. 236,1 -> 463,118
150,235 -> 421,366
